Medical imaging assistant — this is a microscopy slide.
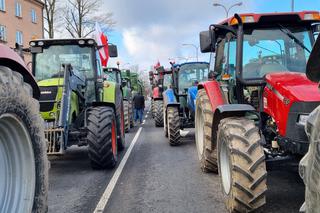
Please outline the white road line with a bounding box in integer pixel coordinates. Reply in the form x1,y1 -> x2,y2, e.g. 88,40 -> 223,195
145,115 -> 148,118
93,127 -> 143,213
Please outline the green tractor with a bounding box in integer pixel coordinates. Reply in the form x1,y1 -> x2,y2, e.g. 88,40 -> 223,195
30,38 -> 125,169
104,67 -> 133,132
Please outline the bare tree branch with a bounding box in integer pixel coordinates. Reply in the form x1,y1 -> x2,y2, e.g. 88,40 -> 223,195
64,0 -> 116,38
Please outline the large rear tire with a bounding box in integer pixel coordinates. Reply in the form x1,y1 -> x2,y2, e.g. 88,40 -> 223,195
154,100 -> 164,127
124,100 -> 130,133
195,89 -> 218,173
217,117 -> 267,212
130,101 -> 134,128
0,66 -> 48,212
87,107 -> 118,169
167,107 -> 181,146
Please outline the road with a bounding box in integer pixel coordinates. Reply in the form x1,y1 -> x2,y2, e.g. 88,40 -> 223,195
48,108 -> 305,213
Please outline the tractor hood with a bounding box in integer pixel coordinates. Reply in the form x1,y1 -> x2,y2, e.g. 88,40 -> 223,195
265,72 -> 320,102
38,78 -> 64,87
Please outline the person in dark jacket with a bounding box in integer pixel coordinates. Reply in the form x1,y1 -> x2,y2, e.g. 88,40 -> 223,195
133,93 -> 145,124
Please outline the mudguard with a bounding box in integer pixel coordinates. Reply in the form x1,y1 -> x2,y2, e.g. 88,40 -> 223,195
198,81 -> 257,151
163,88 -> 177,106
0,44 -> 40,98
187,86 -> 198,112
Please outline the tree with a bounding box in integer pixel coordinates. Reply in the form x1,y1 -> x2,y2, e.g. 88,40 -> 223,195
44,0 -> 58,38
64,0 -> 116,38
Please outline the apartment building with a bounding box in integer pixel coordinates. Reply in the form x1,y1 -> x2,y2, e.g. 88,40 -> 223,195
0,0 -> 44,63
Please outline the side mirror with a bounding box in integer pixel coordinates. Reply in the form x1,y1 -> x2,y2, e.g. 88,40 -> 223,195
108,44 -> 118,57
200,30 -> 215,53
306,35 -> 320,82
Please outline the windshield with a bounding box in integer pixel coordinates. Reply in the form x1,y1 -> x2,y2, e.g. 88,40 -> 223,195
243,26 -> 313,79
178,63 -> 209,93
103,71 -> 117,82
34,45 -> 94,81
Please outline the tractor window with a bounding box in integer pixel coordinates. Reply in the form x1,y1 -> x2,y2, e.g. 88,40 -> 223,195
242,27 -> 312,79
178,63 -> 209,94
103,71 -> 117,82
163,74 -> 172,90
34,45 -> 94,81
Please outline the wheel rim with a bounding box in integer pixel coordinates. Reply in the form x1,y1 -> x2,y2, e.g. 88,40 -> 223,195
196,107 -> 204,160
111,120 -> 117,156
220,138 -> 231,194
0,113 -> 36,213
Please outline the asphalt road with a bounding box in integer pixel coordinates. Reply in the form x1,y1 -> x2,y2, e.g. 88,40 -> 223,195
48,108 -> 305,213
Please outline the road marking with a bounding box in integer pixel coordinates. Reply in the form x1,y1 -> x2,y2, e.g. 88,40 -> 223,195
93,127 -> 143,213
145,115 -> 148,118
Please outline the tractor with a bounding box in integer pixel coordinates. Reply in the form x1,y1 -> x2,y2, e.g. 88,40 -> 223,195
104,67 -> 133,132
0,44 -> 48,212
163,61 -> 209,145
299,31 -> 320,212
30,38 -> 125,169
149,65 -> 172,127
196,11 -> 320,212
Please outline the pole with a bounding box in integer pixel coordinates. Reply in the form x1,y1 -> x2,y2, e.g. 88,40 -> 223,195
291,0 -> 294,12
182,44 -> 199,62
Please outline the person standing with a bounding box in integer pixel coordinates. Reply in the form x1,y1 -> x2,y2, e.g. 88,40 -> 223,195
133,93 -> 145,124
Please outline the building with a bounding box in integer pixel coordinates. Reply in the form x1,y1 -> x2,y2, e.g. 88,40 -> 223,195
0,0 -> 44,63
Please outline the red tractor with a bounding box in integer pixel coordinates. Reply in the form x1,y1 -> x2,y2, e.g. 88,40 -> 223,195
149,65 -> 172,127
195,11 -> 320,212
0,44 -> 48,212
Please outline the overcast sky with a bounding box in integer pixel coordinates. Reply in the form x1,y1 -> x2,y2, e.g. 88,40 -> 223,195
102,0 -> 320,70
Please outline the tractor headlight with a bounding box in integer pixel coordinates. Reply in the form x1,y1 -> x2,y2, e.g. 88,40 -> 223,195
298,114 -> 309,126
49,112 -> 56,118
38,41 -> 44,46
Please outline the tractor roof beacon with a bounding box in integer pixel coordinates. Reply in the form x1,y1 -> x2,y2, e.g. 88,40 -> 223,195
30,38 -> 123,169
196,11 -> 320,212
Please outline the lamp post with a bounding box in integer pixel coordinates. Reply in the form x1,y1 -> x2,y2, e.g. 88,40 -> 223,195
182,44 -> 199,62
213,2 -> 242,18
291,0 -> 294,12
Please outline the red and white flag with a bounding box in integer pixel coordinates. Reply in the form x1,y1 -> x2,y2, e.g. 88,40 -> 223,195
95,22 -> 109,67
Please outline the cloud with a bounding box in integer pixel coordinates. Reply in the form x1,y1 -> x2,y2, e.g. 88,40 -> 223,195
103,0 -> 256,69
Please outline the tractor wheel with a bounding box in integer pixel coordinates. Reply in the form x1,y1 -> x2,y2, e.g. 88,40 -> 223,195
124,100 -> 130,133
0,66 -> 48,212
151,99 -> 155,118
154,100 -> 164,127
167,107 -> 181,146
130,101 -> 134,128
163,108 -> 168,137
217,117 -> 267,212
195,89 -> 218,173
87,106 -> 118,169
116,98 -> 126,151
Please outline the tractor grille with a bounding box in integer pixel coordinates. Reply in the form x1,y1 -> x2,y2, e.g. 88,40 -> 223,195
286,101 -> 320,142
39,86 -> 58,112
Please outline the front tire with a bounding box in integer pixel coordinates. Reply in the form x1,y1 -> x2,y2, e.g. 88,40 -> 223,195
167,107 -> 181,146
87,107 -> 118,169
217,117 -> 267,212
0,66 -> 48,212
195,89 -> 218,173
154,100 -> 164,127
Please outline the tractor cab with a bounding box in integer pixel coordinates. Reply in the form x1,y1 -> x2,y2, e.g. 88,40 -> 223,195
170,62 -> 209,112
103,67 -> 123,85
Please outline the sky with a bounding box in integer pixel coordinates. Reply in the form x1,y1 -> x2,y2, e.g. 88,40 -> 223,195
102,0 -> 320,71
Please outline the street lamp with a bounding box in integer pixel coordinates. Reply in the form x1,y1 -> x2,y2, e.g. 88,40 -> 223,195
213,2 -> 242,18
182,44 -> 199,62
